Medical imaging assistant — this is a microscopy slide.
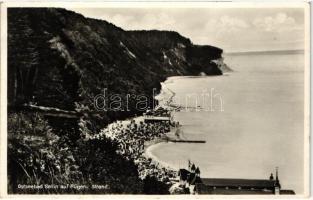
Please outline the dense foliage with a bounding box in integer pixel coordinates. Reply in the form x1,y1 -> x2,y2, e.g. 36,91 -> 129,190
8,112 -> 82,193
8,112 -> 145,194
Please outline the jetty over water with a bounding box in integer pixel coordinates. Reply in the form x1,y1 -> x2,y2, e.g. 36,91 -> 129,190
143,107 -> 172,123
144,106 -> 207,143
168,139 -> 206,143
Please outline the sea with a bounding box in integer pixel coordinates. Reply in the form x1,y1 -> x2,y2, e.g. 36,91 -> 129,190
150,51 -> 305,194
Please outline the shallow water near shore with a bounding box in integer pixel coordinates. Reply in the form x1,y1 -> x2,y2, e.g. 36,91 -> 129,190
150,53 -> 305,194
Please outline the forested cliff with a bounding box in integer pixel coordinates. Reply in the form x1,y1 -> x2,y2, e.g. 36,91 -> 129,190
7,8 -> 224,194
8,8 -> 223,124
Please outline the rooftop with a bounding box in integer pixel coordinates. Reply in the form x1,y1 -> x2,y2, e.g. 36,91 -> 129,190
200,178 -> 276,188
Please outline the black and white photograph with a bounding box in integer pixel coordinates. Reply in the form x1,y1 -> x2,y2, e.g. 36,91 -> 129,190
0,1 -> 310,197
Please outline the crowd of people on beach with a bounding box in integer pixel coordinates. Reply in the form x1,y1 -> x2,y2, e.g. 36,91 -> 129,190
90,115 -> 178,184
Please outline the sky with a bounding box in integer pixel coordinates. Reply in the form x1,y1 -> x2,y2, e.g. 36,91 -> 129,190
70,7 -> 306,52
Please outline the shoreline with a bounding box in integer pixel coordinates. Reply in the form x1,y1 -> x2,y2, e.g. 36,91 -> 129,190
143,139 -> 177,171
143,77 -> 180,172
95,76 -> 181,184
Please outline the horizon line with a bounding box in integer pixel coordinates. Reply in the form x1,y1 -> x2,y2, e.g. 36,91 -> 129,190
224,49 -> 304,54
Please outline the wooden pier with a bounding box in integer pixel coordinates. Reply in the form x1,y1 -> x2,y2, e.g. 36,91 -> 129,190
168,139 -> 206,143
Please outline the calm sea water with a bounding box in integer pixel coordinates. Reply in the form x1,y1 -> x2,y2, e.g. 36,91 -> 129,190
151,53 -> 305,194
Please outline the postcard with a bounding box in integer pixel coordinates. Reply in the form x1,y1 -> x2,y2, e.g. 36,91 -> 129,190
0,1 -> 310,199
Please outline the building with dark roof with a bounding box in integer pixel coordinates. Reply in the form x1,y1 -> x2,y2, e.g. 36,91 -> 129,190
178,163 -> 295,195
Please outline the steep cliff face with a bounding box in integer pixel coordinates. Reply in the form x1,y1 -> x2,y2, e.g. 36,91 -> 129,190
8,8 -> 223,126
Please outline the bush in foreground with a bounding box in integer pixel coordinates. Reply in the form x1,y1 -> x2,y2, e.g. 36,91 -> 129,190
7,112 -> 82,194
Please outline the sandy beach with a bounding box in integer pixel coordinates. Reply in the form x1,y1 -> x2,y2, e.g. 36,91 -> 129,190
94,80 -> 180,183
144,140 -> 177,170
143,77 -> 181,170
